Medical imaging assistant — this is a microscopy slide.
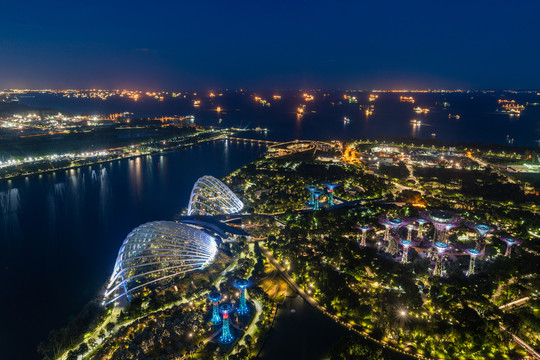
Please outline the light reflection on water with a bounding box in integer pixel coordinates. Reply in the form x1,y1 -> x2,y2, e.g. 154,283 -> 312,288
0,141 -> 264,359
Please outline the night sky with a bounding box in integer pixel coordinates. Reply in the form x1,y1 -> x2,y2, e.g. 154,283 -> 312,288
1,0 -> 539,90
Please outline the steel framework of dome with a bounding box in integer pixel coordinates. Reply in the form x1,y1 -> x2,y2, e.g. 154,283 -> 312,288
104,221 -> 217,304
187,176 -> 244,216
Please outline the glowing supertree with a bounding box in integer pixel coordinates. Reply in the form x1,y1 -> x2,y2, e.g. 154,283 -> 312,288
313,189 -> 323,210
356,225 -> 372,247
465,248 -> 480,276
235,279 -> 249,315
442,222 -> 461,243
219,303 -> 234,344
323,183 -> 339,206
500,237 -> 521,257
209,292 -> 222,324
406,224 -> 415,241
421,210 -> 461,243
379,217 -> 408,255
466,223 -> 495,249
400,240 -> 412,263
305,185 -> 317,205
433,241 -> 449,276
416,218 -> 428,238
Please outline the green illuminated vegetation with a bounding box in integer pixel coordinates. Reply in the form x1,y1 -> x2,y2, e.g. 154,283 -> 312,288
224,139 -> 540,360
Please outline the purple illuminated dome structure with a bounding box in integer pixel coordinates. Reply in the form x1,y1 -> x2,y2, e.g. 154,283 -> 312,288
416,218 -> 428,238
305,185 -> 317,205
209,292 -> 222,324
500,237 -> 522,257
313,189 -> 323,210
400,240 -> 412,263
465,249 -> 480,276
356,225 -> 372,247
219,303 -> 234,344
323,183 -> 339,206
235,279 -> 249,315
421,210 -> 461,243
433,241 -> 449,276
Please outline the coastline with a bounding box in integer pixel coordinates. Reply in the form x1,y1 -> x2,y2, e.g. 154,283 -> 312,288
0,131 -> 231,182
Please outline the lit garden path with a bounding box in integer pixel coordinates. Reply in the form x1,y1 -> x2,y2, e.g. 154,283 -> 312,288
61,259 -> 241,360
258,244 -> 432,359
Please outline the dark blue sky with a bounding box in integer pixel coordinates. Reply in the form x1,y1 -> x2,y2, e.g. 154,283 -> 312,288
1,0 -> 539,90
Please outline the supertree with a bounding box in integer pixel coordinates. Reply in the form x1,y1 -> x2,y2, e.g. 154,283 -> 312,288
379,217 -> 409,255
305,185 -> 317,205
356,225 -> 372,247
406,224 -> 415,241
323,183 -> 339,206
208,292 -> 222,324
416,218 -> 428,238
400,240 -> 412,263
219,303 -> 234,344
433,241 -> 449,276
313,189 -> 323,210
465,248 -> 480,276
500,237 -> 522,257
421,210 -> 462,243
442,222 -> 461,243
235,279 -> 249,315
466,223 -> 496,250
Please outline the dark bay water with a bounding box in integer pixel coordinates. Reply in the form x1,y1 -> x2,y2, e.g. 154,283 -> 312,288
18,91 -> 540,146
0,141 -> 263,359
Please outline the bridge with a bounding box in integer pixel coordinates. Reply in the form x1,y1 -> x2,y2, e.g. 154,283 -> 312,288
225,136 -> 280,146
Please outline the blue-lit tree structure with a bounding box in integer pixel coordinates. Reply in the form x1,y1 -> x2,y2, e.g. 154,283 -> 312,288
235,279 -> 249,315
466,223 -> 496,250
500,237 -> 522,257
379,217 -> 409,255
209,292 -> 222,324
400,240 -> 412,263
406,224 -> 415,241
416,218 -> 428,238
313,189 -> 323,210
323,183 -> 339,206
465,248 -> 480,276
433,241 -> 449,276
187,175 -> 244,216
219,303 -> 234,344
104,221 -> 217,304
356,225 -> 372,247
305,185 -> 317,205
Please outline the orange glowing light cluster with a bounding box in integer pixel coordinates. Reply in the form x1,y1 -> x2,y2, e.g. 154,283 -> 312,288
342,146 -> 360,164
400,96 -> 415,103
413,107 -> 429,114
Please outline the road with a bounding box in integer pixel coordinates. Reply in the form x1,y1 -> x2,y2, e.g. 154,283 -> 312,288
500,325 -> 540,360
499,296 -> 531,310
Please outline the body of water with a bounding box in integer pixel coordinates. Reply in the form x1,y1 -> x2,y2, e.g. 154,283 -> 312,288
18,91 -> 540,146
257,295 -> 412,360
0,141 -> 263,359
